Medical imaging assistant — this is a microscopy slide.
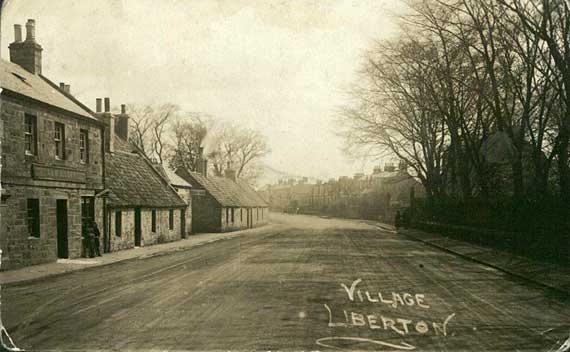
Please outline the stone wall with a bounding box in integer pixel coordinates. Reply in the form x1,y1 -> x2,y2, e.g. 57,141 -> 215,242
176,188 -> 192,237
220,206 -> 268,232
1,94 -> 104,188
0,93 -> 105,270
107,207 -> 185,252
0,185 -> 104,270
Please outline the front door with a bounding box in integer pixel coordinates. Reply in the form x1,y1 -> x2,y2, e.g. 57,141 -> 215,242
180,209 -> 186,238
134,207 -> 142,246
56,200 -> 68,258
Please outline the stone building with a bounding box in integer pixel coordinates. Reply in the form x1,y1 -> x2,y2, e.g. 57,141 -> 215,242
155,164 -> 192,238
95,101 -> 188,251
177,158 -> 269,233
0,20 -> 106,269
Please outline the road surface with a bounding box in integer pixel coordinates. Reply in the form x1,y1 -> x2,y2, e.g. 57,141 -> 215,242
2,213 -> 570,351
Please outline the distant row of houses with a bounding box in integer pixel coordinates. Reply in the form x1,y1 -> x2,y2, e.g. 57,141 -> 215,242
0,20 -> 268,270
259,162 -> 424,221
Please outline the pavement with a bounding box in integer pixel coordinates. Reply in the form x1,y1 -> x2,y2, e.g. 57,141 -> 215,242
394,226 -> 570,297
2,213 -> 570,351
0,222 -> 285,286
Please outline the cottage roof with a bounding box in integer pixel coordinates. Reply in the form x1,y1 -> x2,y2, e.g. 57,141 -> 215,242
155,165 -> 192,189
105,145 -> 186,208
187,171 -> 268,207
0,59 -> 97,121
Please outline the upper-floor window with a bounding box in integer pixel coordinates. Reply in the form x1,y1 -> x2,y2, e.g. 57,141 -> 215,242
79,129 -> 89,163
54,123 -> 65,160
24,114 -> 37,156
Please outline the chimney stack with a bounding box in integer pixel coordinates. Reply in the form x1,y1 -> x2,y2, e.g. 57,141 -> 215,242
104,97 -> 110,113
14,25 -> 22,43
224,161 -> 236,181
116,103 -> 129,141
195,147 -> 208,177
95,98 -> 114,153
64,84 -> 70,94
9,19 -> 43,74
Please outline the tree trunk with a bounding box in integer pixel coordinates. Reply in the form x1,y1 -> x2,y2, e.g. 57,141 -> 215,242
557,127 -> 570,206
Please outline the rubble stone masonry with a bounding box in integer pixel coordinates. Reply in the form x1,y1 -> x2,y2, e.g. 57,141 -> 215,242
0,93 -> 104,270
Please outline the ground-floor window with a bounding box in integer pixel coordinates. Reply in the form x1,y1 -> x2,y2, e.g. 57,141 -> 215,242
231,208 -> 235,223
169,209 -> 174,230
115,210 -> 122,237
27,199 -> 40,238
226,208 -> 229,224
151,209 -> 157,232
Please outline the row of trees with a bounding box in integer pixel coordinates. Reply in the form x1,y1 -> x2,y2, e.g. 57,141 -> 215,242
339,0 -> 570,231
127,104 -> 270,184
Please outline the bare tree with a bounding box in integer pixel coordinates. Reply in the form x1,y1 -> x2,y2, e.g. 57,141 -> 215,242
338,38 -> 448,203
206,122 -> 271,182
128,103 -> 179,163
168,113 -> 209,172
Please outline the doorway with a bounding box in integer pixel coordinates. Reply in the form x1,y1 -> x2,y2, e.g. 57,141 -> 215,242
180,209 -> 186,238
56,200 -> 68,258
134,207 -> 142,246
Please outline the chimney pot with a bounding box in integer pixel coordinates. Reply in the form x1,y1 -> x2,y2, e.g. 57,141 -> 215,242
104,97 -> 110,112
64,84 -> 70,94
96,98 -> 102,113
59,82 -> 65,90
121,104 -> 126,114
9,19 -> 42,74
25,19 -> 36,42
14,25 -> 22,42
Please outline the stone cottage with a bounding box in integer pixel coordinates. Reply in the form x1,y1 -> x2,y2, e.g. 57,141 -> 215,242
176,158 -> 269,233
95,102 -> 188,251
155,164 -> 192,238
0,20 -> 106,269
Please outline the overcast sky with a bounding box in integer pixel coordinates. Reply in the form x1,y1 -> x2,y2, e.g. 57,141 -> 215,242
1,0 -> 402,181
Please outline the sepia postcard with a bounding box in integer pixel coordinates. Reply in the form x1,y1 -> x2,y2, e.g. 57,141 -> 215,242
0,0 -> 569,351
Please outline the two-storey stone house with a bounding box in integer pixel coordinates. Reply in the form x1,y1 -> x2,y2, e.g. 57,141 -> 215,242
0,20 -> 106,269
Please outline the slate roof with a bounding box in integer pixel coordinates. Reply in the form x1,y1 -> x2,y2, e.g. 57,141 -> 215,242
155,165 -> 192,189
105,147 -> 186,208
0,59 -> 96,121
187,171 -> 268,207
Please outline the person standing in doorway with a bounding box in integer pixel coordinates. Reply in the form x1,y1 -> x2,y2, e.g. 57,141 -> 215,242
91,221 -> 101,257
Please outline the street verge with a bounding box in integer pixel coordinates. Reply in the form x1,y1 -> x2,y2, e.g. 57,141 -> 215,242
397,226 -> 570,297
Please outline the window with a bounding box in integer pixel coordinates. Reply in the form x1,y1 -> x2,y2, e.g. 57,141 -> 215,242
54,122 -> 65,160
151,209 -> 157,232
115,211 -> 122,237
231,208 -> 235,223
169,209 -> 174,230
257,208 -> 259,220
27,199 -> 40,238
81,197 -> 94,226
25,114 -> 37,156
240,208 -> 243,221
226,208 -> 229,224
79,129 -> 89,163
